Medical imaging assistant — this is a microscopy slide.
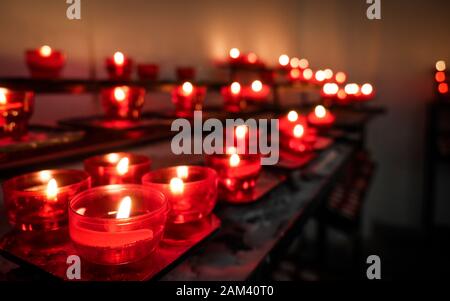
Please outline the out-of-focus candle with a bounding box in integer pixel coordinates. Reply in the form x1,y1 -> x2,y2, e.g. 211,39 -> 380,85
321,83 -> 339,99
101,85 -> 146,119
2,170 -> 90,231
69,184 -> 168,265
243,80 -> 271,102
171,81 -> 206,117
0,88 -> 34,139
278,54 -> 290,68
105,51 -> 133,80
335,71 -> 347,84
307,105 -> 336,128
279,110 -> 316,153
221,82 -> 245,112
142,166 -> 218,224
84,152 -> 151,186
25,45 -> 66,78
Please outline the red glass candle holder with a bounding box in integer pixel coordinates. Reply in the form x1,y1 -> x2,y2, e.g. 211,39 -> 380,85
205,153 -> 262,196
176,66 -> 196,82
142,166 -> 218,224
0,88 -> 34,140
69,184 -> 168,265
2,169 -> 90,232
105,52 -> 133,80
220,82 -> 245,112
279,111 -> 316,153
84,152 -> 151,187
25,46 -> 66,78
101,86 -> 146,119
137,64 -> 159,81
171,82 -> 206,117
307,105 -> 336,128
243,81 -> 271,103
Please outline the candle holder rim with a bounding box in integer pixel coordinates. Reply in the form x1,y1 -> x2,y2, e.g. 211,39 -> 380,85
69,184 -> 168,223
142,165 -> 217,186
2,169 -> 90,196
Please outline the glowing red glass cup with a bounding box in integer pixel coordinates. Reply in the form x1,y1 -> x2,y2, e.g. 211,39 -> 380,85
105,51 -> 133,80
69,184 -> 168,265
0,88 -> 34,140
176,66 -> 196,82
243,80 -> 271,103
171,82 -> 206,117
84,152 -> 151,187
307,105 -> 336,129
101,86 -> 146,119
137,64 -> 159,81
221,82 -> 245,112
25,46 -> 65,78
279,111 -> 315,153
142,166 -> 218,224
206,152 -> 262,197
2,170 -> 90,232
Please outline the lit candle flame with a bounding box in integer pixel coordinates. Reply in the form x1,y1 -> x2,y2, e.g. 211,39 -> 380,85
247,52 -> 257,64
290,69 -> 300,79
116,157 -> 129,175
344,83 -> 360,95
182,82 -> 194,96
293,124 -> 304,138
106,153 -> 120,163
436,60 -> 446,72
46,178 -> 58,200
324,69 -> 333,79
287,110 -> 298,122
113,86 -> 127,102
226,146 -> 237,155
39,170 -> 52,182
113,51 -> 125,65
315,70 -> 326,82
299,58 -> 309,69
323,83 -> 339,95
290,57 -> 300,68
229,153 -> 240,167
230,82 -> 241,95
0,88 -> 7,105
170,177 -> 184,194
235,125 -> 247,139
278,54 -> 290,66
251,80 -> 263,92
229,48 -> 240,59
176,166 -> 189,179
303,68 -> 313,80
315,105 -> 327,119
39,45 -> 52,57
335,72 -> 347,83
361,83 -> 373,95
116,196 -> 132,219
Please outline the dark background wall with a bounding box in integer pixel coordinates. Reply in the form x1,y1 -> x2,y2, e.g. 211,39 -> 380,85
0,0 -> 449,235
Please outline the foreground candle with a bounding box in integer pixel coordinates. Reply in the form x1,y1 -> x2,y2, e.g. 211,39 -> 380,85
2,170 -> 90,231
84,152 -> 151,186
0,88 -> 34,139
25,45 -> 66,78
69,184 -> 168,265
105,51 -> 133,80
206,150 -> 261,196
142,166 -> 218,224
171,81 -> 206,117
101,86 -> 146,119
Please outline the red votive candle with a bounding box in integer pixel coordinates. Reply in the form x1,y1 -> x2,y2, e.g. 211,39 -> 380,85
307,105 -> 336,128
25,45 -> 65,78
2,170 -> 90,232
101,86 -> 146,119
137,64 -> 159,81
279,111 -> 315,153
142,166 -> 218,224
171,81 -> 206,117
206,150 -> 261,197
358,83 -> 375,101
69,184 -> 168,265
221,82 -> 245,112
176,66 -> 196,82
84,152 -> 151,187
105,51 -> 133,80
243,80 -> 271,103
0,88 -> 34,140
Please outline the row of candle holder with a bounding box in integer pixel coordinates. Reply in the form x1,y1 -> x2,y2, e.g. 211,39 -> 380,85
2,149 -> 263,265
